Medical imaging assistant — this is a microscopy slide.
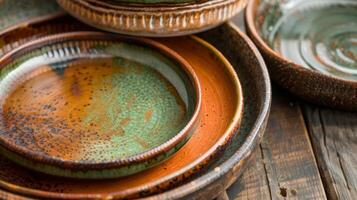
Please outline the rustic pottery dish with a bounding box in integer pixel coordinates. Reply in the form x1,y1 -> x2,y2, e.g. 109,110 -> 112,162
0,27 -> 244,199
0,23 -> 269,200
246,0 -> 357,110
57,0 -> 248,36
0,32 -> 202,179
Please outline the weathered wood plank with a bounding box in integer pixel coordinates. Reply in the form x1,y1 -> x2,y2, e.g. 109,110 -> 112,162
303,106 -> 357,200
227,148 -> 271,200
228,88 -> 327,199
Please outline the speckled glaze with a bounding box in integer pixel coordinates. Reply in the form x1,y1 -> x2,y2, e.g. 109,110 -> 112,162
0,0 -> 63,35
57,0 -> 248,36
0,25 -> 256,199
246,0 -> 357,111
0,32 -> 201,179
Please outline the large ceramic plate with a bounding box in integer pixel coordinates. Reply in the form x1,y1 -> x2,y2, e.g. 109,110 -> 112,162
0,22 -> 246,200
0,33 -> 202,179
0,21 -> 270,200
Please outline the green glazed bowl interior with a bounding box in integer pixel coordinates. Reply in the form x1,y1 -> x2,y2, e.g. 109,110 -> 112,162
253,0 -> 357,81
0,32 -> 201,179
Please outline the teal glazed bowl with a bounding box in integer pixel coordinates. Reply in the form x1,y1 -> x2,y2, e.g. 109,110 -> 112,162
0,32 -> 201,179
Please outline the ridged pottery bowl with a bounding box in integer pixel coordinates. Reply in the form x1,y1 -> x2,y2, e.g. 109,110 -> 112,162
0,32 -> 201,179
246,0 -> 357,111
57,0 -> 248,36
0,23 -> 269,200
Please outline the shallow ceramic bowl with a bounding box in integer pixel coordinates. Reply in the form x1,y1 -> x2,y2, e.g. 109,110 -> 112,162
0,32 -> 201,179
246,0 -> 357,111
0,23 -> 269,199
57,0 -> 248,36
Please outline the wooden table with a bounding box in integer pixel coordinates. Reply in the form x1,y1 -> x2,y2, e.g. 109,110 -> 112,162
223,15 -> 357,200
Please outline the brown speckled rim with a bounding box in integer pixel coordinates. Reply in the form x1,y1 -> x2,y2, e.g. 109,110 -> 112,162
245,0 -> 357,110
0,31 -> 202,170
0,28 -> 247,199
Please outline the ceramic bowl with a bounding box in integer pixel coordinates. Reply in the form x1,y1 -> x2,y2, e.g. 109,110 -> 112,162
246,0 -> 357,111
0,23 -> 268,200
0,32 -> 201,179
57,0 -> 248,36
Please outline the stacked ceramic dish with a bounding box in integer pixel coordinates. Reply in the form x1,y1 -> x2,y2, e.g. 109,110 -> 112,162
0,0 -> 272,199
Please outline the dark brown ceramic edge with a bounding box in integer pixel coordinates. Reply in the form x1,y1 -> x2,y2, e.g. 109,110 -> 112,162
140,22 -> 271,200
0,31 -> 202,170
245,0 -> 357,111
0,29 -> 245,199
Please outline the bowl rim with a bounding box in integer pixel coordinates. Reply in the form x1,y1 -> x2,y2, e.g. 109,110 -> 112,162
245,0 -> 357,85
0,31 -> 202,170
143,22 -> 272,200
76,0 -> 237,11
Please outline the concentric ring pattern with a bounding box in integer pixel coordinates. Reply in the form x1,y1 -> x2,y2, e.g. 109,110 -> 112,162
261,0 -> 357,80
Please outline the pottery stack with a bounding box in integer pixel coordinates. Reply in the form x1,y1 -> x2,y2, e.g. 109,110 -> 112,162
0,0 -> 273,199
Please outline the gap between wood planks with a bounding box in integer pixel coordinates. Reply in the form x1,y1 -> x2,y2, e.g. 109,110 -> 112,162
228,87 -> 327,200
302,105 -> 357,200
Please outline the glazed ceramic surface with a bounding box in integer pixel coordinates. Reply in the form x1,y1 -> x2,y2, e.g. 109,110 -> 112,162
57,0 -> 248,36
246,0 -> 357,110
0,0 -> 62,34
0,33 -> 201,179
0,26 -> 247,199
259,0 -> 357,81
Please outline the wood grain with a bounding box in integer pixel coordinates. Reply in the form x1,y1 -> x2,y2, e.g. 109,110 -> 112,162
228,88 -> 327,200
227,148 -> 271,200
303,106 -> 357,200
